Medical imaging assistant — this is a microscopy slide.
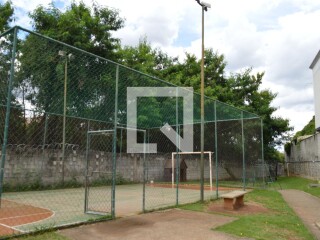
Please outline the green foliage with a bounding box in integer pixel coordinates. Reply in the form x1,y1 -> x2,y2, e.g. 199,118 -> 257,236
29,1 -> 124,61
293,116 -> 315,141
119,39 -> 292,161
0,1 -> 14,33
284,142 -> 291,156
285,116 -> 315,156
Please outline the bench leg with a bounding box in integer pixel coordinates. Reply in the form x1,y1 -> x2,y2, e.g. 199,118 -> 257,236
234,195 -> 244,209
223,198 -> 234,210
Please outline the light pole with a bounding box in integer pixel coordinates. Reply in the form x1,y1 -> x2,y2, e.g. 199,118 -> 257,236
195,0 -> 211,202
58,50 -> 73,184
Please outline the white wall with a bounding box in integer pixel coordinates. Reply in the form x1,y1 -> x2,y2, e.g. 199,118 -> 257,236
311,51 -> 320,131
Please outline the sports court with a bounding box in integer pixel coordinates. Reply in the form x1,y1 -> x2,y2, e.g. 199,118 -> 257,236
0,184 -> 238,236
0,26 -> 265,238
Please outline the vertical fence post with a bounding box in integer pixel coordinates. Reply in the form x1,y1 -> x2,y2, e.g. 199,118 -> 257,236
84,131 -> 91,213
0,27 -> 18,206
61,54 -> 68,184
241,111 -> 246,191
214,101 -> 219,199
261,118 -> 265,185
142,130 -> 146,212
41,113 -> 48,174
175,89 -> 179,206
111,65 -> 119,218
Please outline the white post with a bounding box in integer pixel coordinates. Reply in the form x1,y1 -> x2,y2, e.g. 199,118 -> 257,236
172,152 -> 174,187
209,152 -> 212,191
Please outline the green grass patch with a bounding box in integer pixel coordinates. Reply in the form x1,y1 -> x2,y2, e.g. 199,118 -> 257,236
273,176 -> 320,197
179,189 -> 315,240
11,232 -> 68,240
216,190 -> 314,240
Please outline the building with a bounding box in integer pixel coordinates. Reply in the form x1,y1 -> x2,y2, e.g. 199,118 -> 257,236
310,50 -> 320,132
284,51 -> 320,179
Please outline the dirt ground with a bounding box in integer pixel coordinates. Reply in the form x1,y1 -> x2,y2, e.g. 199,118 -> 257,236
60,209 -> 253,240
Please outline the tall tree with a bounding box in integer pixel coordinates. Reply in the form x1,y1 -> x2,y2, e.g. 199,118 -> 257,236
0,1 -> 26,144
30,1 -> 124,61
119,40 -> 292,161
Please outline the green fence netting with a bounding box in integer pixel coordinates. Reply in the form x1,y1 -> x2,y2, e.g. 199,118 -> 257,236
0,26 -> 265,238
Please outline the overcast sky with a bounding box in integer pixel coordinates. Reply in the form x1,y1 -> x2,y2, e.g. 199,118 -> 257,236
5,0 -> 320,133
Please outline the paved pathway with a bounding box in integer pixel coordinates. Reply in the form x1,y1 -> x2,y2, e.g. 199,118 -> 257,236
61,209 -> 252,240
280,190 -> 320,239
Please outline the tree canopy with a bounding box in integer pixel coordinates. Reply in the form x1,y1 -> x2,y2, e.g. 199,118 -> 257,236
29,1 -> 124,61
0,1 -> 14,32
0,0 -> 292,162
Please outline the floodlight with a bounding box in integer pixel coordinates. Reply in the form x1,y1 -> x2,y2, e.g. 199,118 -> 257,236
201,1 -> 211,8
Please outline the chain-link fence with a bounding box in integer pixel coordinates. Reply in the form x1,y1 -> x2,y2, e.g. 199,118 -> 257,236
0,26 -> 264,237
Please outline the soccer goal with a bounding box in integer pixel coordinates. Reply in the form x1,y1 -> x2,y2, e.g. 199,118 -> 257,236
171,151 -> 213,190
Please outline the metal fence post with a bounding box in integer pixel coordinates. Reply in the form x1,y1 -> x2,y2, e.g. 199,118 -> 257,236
241,111 -> 246,191
111,65 -> 119,218
214,101 -> 219,199
175,89 -> 179,206
41,113 -> 48,174
261,118 -> 265,185
143,130 -> 146,212
0,27 -> 18,206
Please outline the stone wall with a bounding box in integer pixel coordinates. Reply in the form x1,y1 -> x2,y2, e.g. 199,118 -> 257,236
285,133 -> 320,180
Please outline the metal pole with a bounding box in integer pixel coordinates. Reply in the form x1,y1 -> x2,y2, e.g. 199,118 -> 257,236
41,113 -> 48,174
241,111 -> 246,191
62,57 -> 67,184
111,65 -> 119,218
261,118 -> 265,185
200,5 -> 205,202
214,101 -> 219,199
84,131 -> 91,213
0,27 -> 18,206
142,130 -> 146,212
176,89 -> 179,205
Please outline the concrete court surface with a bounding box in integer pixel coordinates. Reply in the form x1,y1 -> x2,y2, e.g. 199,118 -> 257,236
61,209 -> 253,240
280,189 -> 320,239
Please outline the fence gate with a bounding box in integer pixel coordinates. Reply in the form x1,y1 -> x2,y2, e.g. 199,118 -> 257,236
84,130 -> 115,216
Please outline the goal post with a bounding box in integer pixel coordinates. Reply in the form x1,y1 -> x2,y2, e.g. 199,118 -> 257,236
171,151 -> 213,190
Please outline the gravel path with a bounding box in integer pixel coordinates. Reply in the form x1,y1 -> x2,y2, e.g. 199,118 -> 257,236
280,189 -> 320,239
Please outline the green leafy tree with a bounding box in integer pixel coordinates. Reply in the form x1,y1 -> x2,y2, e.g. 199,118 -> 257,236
13,2 -> 125,149
119,39 -> 292,161
30,1 -> 124,61
0,2 -> 27,145
0,1 -> 14,33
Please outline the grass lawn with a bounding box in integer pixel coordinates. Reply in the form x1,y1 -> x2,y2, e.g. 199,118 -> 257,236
11,232 -> 68,240
180,177 -> 318,240
273,176 -> 320,197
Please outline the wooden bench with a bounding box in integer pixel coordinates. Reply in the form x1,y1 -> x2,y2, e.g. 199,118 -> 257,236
220,190 -> 247,210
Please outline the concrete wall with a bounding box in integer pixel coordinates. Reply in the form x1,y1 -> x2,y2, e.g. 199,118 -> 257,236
285,133 -> 320,179
2,147 -> 243,186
